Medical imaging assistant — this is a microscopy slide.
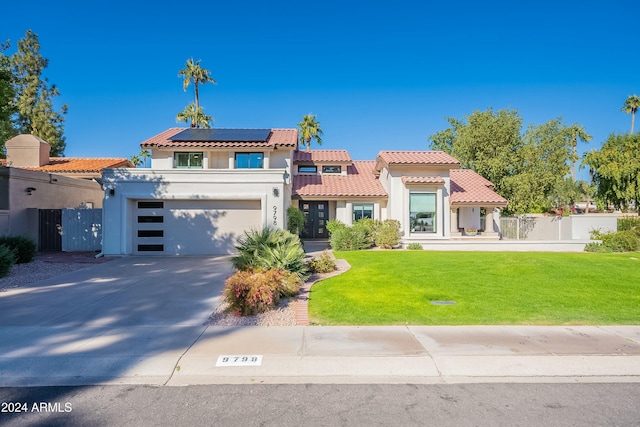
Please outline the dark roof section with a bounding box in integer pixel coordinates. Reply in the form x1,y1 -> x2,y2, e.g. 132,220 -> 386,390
170,128 -> 271,143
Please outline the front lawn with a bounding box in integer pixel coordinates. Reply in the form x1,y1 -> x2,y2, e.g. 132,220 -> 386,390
308,251 -> 640,325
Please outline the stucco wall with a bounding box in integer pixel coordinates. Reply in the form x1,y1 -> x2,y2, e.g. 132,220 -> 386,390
0,167 -> 103,239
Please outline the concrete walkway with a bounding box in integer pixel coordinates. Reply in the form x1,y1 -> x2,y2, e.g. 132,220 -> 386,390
1,254 -> 639,386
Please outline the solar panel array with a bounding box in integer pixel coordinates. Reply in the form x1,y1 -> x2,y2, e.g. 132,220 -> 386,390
170,128 -> 271,142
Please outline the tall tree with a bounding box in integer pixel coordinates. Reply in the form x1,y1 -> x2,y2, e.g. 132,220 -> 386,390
429,108 -> 522,197
297,114 -> 323,151
621,94 -> 640,135
176,102 -> 212,128
11,30 -> 67,156
566,123 -> 592,181
178,58 -> 216,125
584,133 -> 640,214
0,41 -> 16,156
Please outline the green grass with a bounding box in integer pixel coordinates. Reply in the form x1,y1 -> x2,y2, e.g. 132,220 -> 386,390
308,251 -> 640,325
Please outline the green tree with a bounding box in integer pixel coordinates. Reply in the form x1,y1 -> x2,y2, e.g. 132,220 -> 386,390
129,154 -> 142,167
503,119 -> 573,213
11,30 -> 67,156
429,108 -> 522,199
584,133 -> 640,214
297,114 -> 323,151
621,95 -> 640,135
566,123 -> 592,181
176,102 -> 212,128
0,41 -> 17,156
178,58 -> 216,126
138,148 -> 150,168
429,109 -> 575,214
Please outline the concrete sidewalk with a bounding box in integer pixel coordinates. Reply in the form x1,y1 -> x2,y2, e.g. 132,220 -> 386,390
1,325 -> 639,386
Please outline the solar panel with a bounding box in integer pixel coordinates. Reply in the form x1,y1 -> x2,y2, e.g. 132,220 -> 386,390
170,128 -> 271,142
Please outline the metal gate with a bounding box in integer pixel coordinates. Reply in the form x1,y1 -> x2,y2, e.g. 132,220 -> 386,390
38,209 -> 62,251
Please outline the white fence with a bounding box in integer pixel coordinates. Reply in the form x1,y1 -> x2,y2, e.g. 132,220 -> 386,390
61,208 -> 102,251
500,215 -> 618,240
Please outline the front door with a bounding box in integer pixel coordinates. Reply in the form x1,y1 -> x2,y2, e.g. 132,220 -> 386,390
300,201 -> 329,239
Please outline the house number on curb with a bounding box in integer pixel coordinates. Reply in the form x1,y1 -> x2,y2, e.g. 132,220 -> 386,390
273,206 -> 278,226
216,355 -> 263,367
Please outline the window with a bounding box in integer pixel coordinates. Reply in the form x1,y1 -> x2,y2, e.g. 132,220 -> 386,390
322,165 -> 341,174
174,152 -> 203,169
138,201 -> 164,209
353,203 -> 374,221
298,165 -> 317,173
410,193 -> 436,233
235,152 -> 264,169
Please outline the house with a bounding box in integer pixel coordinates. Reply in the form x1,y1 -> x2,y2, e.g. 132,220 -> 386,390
101,127 -> 507,256
0,134 -> 133,246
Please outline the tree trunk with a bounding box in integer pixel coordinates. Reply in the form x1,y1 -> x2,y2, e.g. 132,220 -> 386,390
631,111 -> 636,135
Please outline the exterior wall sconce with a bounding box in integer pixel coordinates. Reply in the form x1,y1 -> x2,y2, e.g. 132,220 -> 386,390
26,187 -> 36,195
272,188 -> 279,197
109,189 -> 115,196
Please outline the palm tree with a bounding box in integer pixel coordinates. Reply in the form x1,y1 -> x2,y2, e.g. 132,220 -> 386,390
176,103 -> 213,128
138,149 -> 151,168
178,58 -> 216,120
129,154 -> 142,167
621,94 -> 640,135
567,124 -> 592,181
297,114 -> 323,151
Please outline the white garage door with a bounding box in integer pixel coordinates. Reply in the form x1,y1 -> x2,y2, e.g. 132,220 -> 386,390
134,199 -> 261,255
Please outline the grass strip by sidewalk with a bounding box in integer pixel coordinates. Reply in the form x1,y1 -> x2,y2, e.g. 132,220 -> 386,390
308,251 -> 640,325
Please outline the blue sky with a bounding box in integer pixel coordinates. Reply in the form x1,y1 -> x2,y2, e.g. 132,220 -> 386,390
3,1 -> 639,180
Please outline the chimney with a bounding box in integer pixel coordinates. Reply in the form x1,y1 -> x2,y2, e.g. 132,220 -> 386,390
4,134 -> 51,167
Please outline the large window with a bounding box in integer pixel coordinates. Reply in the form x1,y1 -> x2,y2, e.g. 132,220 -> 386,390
322,165 -> 341,174
298,165 -> 317,173
353,203 -> 374,221
174,152 -> 203,169
235,152 -> 264,169
410,193 -> 436,233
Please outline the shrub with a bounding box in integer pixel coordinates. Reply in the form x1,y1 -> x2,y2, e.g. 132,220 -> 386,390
326,220 -> 347,235
0,235 -> 37,264
223,268 -> 302,316
600,230 -> 639,252
618,217 -> 640,232
407,243 -> 423,250
353,218 -> 377,245
232,227 -> 308,279
584,242 -> 611,253
287,206 -> 305,235
329,226 -> 371,251
307,250 -> 336,274
374,219 -> 401,249
0,244 -> 15,278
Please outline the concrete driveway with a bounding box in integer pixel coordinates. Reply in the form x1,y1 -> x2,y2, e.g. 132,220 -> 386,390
0,256 -> 234,386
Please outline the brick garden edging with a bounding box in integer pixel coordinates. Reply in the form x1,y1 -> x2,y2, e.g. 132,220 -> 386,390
296,258 -> 351,326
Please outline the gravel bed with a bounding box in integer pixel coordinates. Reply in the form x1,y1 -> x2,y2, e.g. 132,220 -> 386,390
204,298 -> 297,327
0,260 -> 89,291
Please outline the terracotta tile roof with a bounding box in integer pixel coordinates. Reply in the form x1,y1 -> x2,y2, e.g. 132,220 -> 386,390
140,128 -> 298,149
402,176 -> 445,185
450,169 -> 508,206
293,150 -> 352,163
2,158 -> 133,173
377,151 -> 461,167
293,161 -> 387,198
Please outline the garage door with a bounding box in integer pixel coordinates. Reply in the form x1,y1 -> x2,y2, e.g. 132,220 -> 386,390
134,199 -> 261,255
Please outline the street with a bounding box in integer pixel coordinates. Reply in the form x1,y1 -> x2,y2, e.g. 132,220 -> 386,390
1,383 -> 639,426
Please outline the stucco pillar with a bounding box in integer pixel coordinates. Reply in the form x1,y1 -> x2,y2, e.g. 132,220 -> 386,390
228,153 -> 235,169
450,208 -> 459,233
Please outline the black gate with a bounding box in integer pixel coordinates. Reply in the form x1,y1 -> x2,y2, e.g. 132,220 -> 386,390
38,209 -> 62,251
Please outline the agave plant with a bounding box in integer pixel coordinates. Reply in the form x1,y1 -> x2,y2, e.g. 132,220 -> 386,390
232,227 -> 308,279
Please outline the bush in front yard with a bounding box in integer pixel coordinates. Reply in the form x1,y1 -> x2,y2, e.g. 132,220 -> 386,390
0,244 -> 16,278
286,206 -> 305,235
307,250 -> 336,274
585,229 -> 639,252
0,235 -> 37,264
374,220 -> 401,249
232,227 -> 307,279
223,268 -> 302,315
329,225 -> 371,251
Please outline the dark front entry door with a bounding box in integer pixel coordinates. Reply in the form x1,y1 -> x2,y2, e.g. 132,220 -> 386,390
300,201 -> 329,239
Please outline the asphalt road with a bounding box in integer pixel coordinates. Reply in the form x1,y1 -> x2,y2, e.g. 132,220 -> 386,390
1,383 -> 639,426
